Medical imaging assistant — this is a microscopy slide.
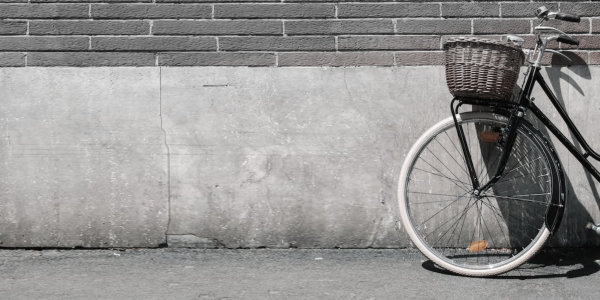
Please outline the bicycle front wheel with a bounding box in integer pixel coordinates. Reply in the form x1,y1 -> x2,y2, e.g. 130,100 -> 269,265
398,112 -> 559,277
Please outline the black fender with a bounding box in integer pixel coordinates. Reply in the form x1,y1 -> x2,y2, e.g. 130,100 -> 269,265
536,132 -> 566,234
521,118 -> 566,234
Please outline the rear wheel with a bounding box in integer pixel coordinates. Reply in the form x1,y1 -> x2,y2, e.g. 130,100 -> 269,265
398,112 -> 560,276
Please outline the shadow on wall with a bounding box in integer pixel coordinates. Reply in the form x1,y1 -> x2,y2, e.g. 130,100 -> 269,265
529,53 -> 600,247
464,53 -> 600,249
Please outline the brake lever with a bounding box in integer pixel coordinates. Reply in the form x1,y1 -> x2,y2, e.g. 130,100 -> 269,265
544,49 -> 572,62
535,26 -> 569,36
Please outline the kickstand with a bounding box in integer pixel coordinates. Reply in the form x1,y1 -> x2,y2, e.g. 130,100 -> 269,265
586,223 -> 600,235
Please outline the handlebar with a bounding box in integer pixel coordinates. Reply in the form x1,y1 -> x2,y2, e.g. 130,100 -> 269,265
535,6 -> 581,23
557,34 -> 580,46
526,6 -> 582,66
555,12 -> 581,23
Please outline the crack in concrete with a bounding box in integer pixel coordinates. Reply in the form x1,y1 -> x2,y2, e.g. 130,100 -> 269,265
167,234 -> 228,248
158,67 -> 173,244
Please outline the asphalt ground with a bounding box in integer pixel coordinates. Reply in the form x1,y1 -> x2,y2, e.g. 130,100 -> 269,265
1,248 -> 600,299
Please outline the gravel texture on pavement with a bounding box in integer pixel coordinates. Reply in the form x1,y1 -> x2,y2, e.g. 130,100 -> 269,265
1,248 -> 599,299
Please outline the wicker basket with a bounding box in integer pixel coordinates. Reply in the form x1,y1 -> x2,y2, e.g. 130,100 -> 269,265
444,37 -> 525,101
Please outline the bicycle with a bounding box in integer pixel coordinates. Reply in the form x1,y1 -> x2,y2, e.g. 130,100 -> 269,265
397,6 -> 599,277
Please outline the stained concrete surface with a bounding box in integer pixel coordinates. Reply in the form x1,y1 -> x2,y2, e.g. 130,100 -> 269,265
161,67 -> 450,248
161,66 -> 600,248
1,248 -> 600,299
0,68 -> 168,247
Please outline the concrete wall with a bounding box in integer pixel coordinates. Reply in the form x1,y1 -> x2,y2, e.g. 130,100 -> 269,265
2,66 -> 600,248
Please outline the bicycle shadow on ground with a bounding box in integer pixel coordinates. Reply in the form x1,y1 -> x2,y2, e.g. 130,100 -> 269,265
421,248 -> 600,279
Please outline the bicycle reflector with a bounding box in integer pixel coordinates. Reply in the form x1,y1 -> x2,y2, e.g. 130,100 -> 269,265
480,130 -> 500,142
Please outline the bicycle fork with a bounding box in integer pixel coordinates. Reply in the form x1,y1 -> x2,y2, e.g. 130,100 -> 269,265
450,98 -> 525,196
451,99 -> 597,236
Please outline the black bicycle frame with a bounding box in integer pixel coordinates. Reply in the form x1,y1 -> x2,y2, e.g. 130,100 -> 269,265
453,65 -> 600,194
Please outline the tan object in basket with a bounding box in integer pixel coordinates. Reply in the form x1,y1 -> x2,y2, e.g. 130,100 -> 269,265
444,37 -> 525,101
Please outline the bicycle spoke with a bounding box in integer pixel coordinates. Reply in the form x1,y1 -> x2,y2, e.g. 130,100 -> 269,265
408,191 -> 469,198
416,191 -> 471,228
445,131 -> 467,168
434,135 -> 469,178
497,156 -> 544,183
424,197 -> 477,242
480,199 -> 545,233
474,127 -> 490,183
445,198 -> 472,260
482,198 -> 510,248
413,167 -> 471,189
442,198 -> 474,248
477,150 -> 488,184
477,201 -> 483,264
409,198 -> 469,205
415,157 -> 471,193
495,171 -> 549,185
479,201 -> 498,250
499,139 -> 532,174
468,202 -> 479,258
485,194 -> 550,206
425,147 -> 468,191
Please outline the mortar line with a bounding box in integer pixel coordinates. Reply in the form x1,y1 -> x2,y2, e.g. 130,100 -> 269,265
499,2 -> 502,18
471,19 -> 474,35
530,20 -> 533,35
282,20 -> 286,36
159,67 -> 172,243
586,51 -> 590,65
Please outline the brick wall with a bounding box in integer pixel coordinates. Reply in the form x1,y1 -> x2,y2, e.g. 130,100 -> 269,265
0,1 -> 598,67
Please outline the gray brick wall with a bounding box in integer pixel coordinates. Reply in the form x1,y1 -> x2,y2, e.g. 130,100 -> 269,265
0,1 -> 598,67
